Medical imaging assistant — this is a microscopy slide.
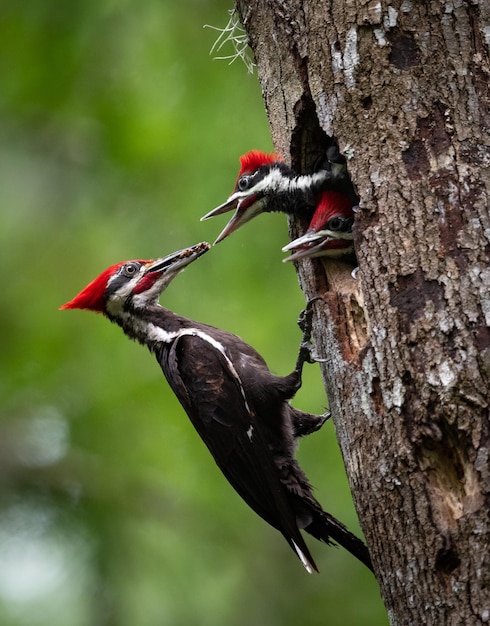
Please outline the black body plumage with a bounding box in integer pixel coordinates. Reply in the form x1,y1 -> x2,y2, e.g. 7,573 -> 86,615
116,303 -> 372,573
62,245 -> 372,573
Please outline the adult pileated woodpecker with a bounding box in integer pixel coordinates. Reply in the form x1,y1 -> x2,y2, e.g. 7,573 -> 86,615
201,148 -> 355,244
283,190 -> 355,262
60,242 -> 372,574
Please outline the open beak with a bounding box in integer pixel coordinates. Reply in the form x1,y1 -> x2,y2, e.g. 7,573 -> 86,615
282,231 -> 354,263
200,195 -> 243,244
201,195 -> 240,220
211,210 -> 250,244
283,229 -> 354,253
145,242 -> 211,275
282,231 -> 325,254
201,193 -> 263,245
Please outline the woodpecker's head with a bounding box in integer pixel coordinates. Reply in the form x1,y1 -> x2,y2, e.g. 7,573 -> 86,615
201,150 -> 292,244
282,191 -> 354,262
60,242 -> 210,317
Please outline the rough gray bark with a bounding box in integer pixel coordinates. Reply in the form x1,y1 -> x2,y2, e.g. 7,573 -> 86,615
236,1 -> 490,624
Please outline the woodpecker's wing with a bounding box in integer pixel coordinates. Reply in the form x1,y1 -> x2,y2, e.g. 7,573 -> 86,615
156,332 -> 318,572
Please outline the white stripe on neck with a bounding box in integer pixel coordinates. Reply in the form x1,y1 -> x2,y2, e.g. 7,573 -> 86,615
134,320 -> 255,419
252,168 -> 329,195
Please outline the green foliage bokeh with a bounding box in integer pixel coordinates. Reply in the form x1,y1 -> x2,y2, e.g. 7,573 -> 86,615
0,1 -> 386,624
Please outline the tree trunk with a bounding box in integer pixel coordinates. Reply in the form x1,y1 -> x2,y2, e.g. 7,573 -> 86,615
236,1 -> 490,623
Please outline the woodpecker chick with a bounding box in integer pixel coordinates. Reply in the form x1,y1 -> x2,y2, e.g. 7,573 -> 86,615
201,149 -> 350,244
61,242 -> 372,574
283,190 -> 355,262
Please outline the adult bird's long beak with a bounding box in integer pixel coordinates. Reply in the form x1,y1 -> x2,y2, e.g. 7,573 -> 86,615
145,242 -> 211,275
134,242 -> 211,301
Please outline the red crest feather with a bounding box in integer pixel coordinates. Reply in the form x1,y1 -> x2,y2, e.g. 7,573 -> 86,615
309,191 -> 353,231
238,150 -> 283,176
60,260 -> 150,312
60,263 -> 126,312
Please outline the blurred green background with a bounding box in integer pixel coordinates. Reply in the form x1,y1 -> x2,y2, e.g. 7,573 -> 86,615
0,1 -> 387,624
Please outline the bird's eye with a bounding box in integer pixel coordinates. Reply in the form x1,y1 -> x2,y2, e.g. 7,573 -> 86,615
326,216 -> 344,231
325,216 -> 354,232
122,263 -> 139,277
238,175 -> 252,191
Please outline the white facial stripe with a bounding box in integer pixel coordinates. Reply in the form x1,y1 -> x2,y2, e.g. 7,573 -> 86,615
292,170 -> 331,191
106,268 -> 142,293
105,268 -> 145,316
315,229 -> 354,240
245,168 -> 329,195
107,268 -> 187,316
229,167 -> 330,203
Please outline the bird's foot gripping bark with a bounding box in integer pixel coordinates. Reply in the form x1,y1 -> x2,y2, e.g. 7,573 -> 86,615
294,298 -> 326,384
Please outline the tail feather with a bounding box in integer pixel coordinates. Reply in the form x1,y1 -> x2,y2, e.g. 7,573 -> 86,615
290,538 -> 318,574
305,509 -> 373,572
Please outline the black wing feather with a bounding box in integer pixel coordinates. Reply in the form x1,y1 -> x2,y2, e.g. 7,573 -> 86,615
157,333 -> 317,570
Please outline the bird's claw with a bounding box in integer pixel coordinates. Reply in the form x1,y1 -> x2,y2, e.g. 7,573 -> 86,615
310,353 -> 328,363
301,342 -> 328,364
295,297 -> 324,373
297,297 -> 322,336
297,341 -> 316,366
297,308 -> 312,338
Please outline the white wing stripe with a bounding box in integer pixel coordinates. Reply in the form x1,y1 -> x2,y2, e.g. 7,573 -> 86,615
148,325 -> 255,420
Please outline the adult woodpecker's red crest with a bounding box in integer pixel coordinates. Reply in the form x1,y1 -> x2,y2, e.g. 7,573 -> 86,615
60,241 -> 373,574
60,262 -> 148,312
60,244 -> 211,314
